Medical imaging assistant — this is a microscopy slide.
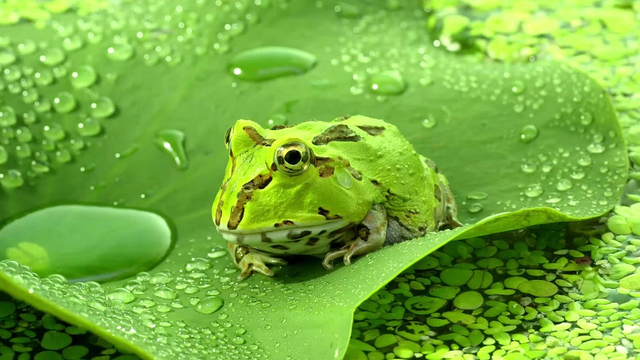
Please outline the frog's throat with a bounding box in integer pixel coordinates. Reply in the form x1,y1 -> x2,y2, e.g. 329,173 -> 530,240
216,219 -> 351,246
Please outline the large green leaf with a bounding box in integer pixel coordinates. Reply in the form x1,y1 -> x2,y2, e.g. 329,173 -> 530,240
0,0 -> 627,359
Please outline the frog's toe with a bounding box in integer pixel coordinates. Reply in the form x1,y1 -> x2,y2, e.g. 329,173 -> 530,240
322,249 -> 348,269
237,252 -> 287,280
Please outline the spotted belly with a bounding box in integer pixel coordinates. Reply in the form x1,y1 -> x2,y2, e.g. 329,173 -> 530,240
217,220 -> 354,256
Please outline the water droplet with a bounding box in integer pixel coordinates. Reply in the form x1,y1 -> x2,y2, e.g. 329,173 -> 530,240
228,46 -> 317,82
62,35 -> 84,51
77,117 -> 102,137
53,92 -> 77,113
335,2 -> 361,18
34,69 -> 54,86
520,162 -> 537,173
90,97 -> 116,118
107,43 -> 134,61
511,81 -> 525,94
0,169 -> 24,189
22,88 -> 39,104
70,65 -> 97,88
0,205 -> 174,281
207,248 -> 227,259
23,111 -> 36,125
108,288 -> 136,304
467,191 -> 488,200
3,65 -> 21,82
556,179 -> 573,191
421,117 -> 437,129
520,124 -> 538,143
0,47 -> 16,66
195,296 -> 224,314
580,113 -> 593,126
524,183 -> 543,198
545,193 -> 562,204
154,129 -> 188,170
17,40 -> 36,55
31,161 -> 50,173
34,98 -> 52,113
266,114 -> 287,127
154,286 -> 177,300
39,47 -> 66,66
587,142 -> 605,154
514,103 -> 525,113
15,144 -> 31,159
467,203 -> 483,213
369,70 -> 406,95
43,122 -> 66,141
570,170 -> 585,180
0,145 -> 7,164
185,258 -> 212,272
55,149 -> 72,163
0,106 -> 17,127
577,155 -> 592,166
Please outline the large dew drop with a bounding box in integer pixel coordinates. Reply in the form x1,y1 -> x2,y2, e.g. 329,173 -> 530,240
519,124 -> 539,143
369,70 -> 406,95
0,205 -> 174,282
195,296 -> 224,314
228,46 -> 317,82
154,129 -> 189,170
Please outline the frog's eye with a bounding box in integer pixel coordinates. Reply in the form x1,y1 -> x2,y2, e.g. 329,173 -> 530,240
223,127 -> 232,150
274,141 -> 313,176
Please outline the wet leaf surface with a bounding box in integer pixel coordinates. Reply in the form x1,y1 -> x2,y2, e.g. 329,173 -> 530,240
0,1 -> 627,359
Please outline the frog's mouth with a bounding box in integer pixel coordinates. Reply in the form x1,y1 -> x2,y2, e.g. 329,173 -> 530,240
216,219 -> 351,246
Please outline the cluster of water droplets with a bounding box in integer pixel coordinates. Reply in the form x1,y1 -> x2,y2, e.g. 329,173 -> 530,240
0,249 -> 290,359
0,34 -> 117,190
1,0 -> 300,190
324,2 -> 436,99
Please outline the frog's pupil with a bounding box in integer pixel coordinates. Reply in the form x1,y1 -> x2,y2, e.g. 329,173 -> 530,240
284,150 -> 302,165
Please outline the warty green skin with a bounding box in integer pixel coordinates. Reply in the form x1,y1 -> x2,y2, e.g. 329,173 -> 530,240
212,115 -> 460,279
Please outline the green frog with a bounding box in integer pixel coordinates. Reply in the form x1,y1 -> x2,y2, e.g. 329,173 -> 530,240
212,115 -> 461,279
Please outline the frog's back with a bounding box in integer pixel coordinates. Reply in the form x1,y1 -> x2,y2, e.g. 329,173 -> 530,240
328,115 -> 442,236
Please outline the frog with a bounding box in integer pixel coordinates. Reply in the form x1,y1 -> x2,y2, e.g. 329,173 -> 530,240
212,115 -> 461,279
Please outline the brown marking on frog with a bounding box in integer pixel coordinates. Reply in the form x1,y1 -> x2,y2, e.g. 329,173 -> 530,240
314,156 -> 334,167
227,172 -> 273,230
261,233 -> 273,243
423,157 -> 438,172
270,124 -> 295,130
328,222 -> 356,238
347,166 -> 362,181
243,126 -> 275,147
318,166 -> 335,178
434,183 -> 442,202
287,230 -> 313,240
312,124 -> 361,145
306,237 -> 320,246
271,244 -> 289,251
315,156 -> 335,178
357,125 -> 386,136
274,220 -> 295,228
215,148 -> 237,226
318,207 -> 343,220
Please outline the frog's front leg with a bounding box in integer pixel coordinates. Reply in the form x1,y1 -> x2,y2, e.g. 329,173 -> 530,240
227,242 -> 288,280
322,204 -> 387,269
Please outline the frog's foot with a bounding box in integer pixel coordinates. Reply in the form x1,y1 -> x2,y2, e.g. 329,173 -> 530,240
436,177 -> 463,230
322,205 -> 387,269
228,243 -> 287,280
